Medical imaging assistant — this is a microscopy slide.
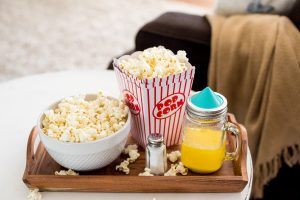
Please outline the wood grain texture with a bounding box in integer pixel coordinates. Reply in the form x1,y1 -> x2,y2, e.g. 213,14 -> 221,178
23,113 -> 248,192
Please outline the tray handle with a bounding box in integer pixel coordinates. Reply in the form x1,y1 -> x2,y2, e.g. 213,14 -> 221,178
228,113 -> 248,182
24,126 -> 38,175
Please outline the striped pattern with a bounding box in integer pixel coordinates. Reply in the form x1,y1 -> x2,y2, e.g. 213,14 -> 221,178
114,63 -> 195,148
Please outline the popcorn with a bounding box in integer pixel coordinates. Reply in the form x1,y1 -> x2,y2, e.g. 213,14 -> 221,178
122,144 -> 138,154
167,150 -> 181,163
116,144 -> 140,174
116,46 -> 189,79
127,149 -> 140,163
55,169 -> 79,176
42,92 -> 128,143
164,164 -> 177,176
175,162 -> 188,175
27,189 -> 42,200
164,162 -> 188,176
116,160 -> 130,174
139,168 -> 154,176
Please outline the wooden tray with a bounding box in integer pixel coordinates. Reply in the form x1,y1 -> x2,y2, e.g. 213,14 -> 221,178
23,114 -> 248,192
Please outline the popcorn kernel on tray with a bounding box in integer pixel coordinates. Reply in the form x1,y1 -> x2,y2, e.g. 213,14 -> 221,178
116,46 -> 189,79
122,144 -> 138,154
139,168 -> 154,176
42,92 -> 128,143
127,149 -> 140,163
164,162 -> 188,176
55,169 -> 79,176
116,144 -> 140,174
164,164 -> 177,176
167,150 -> 181,163
116,160 -> 130,174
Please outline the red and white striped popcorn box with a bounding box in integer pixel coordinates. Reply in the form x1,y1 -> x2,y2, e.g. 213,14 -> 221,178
113,60 -> 195,148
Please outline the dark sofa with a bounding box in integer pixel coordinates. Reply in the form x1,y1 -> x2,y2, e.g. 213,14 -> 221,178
108,0 -> 299,91
108,1 -> 300,199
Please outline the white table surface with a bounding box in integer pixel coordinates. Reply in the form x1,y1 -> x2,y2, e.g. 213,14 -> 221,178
0,69 -> 253,200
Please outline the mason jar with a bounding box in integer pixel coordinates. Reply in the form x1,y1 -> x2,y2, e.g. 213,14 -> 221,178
181,89 -> 240,173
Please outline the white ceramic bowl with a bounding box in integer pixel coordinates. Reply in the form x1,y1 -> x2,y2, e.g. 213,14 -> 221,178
37,94 -> 131,171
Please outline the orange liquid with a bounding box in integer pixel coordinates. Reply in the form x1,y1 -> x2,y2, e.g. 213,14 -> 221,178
181,127 -> 226,173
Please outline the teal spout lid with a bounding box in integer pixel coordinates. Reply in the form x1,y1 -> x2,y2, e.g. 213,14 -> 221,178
191,87 -> 223,109
187,87 -> 227,119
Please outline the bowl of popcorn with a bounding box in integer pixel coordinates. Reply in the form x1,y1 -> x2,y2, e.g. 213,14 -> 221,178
37,92 -> 130,171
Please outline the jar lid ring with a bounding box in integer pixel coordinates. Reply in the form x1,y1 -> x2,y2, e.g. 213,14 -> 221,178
187,92 -> 227,118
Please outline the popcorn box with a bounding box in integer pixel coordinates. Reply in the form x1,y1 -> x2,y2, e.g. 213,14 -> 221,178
113,60 -> 195,148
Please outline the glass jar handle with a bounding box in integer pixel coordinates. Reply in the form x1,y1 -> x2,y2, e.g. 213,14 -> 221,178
223,122 -> 241,161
